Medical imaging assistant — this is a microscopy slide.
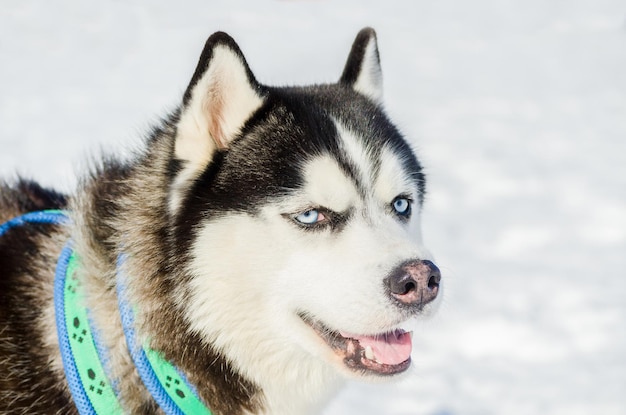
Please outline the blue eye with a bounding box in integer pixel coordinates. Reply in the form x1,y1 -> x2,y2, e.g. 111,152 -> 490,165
295,209 -> 322,225
393,198 -> 411,216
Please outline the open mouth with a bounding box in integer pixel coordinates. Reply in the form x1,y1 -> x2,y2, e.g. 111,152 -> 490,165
300,314 -> 412,376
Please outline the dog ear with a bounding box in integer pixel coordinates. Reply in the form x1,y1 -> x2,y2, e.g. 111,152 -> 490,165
176,32 -> 264,154
170,32 -> 264,213
339,28 -> 383,104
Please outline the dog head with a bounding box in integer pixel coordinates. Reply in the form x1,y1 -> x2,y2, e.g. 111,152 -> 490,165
167,28 -> 442,382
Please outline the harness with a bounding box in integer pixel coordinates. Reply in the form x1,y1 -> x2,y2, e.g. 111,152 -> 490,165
0,211 -> 213,415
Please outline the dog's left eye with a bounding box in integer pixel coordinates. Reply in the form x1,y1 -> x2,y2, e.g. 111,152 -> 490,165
295,209 -> 326,225
392,197 -> 411,217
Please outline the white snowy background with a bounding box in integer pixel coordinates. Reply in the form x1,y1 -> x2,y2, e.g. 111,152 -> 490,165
1,1 -> 625,414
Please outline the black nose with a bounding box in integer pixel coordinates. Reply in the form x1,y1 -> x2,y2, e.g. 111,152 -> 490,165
385,260 -> 441,307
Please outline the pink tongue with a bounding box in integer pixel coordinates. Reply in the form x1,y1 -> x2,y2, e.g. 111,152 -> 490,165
342,330 -> 412,365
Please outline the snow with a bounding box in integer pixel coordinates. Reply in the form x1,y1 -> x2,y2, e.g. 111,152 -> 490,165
1,1 -> 625,414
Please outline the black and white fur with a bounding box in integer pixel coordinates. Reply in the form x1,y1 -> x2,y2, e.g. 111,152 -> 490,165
0,28 -> 441,414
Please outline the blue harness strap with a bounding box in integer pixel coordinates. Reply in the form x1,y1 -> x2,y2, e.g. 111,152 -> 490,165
116,255 -> 213,415
1,210 -> 212,415
0,210 -> 69,237
55,241 -> 123,415
1,210 -> 122,414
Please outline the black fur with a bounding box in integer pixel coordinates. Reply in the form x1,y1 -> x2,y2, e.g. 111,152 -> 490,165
340,27 -> 380,87
0,180 -> 74,414
176,83 -> 424,240
183,31 -> 263,107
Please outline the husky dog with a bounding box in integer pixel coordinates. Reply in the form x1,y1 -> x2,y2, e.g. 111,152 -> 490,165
0,28 -> 441,414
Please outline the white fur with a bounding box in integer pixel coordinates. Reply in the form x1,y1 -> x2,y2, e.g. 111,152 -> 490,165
352,36 -> 383,103
183,121 -> 439,413
170,46 -> 264,214
376,145 -> 426,248
186,214 -> 342,414
300,156 -> 359,213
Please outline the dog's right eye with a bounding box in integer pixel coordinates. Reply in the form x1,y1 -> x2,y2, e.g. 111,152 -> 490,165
295,209 -> 326,225
392,196 -> 412,218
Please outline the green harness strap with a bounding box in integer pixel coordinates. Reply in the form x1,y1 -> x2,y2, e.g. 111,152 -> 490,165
60,249 -> 123,414
60,248 -> 213,415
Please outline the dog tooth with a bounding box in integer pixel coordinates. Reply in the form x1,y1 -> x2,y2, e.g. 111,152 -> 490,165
364,345 -> 375,361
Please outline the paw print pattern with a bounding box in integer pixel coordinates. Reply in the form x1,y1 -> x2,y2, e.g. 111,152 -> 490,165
165,375 -> 186,400
66,271 -> 80,295
143,347 -> 210,412
70,317 -> 108,396
72,316 -> 87,344
86,368 -> 106,396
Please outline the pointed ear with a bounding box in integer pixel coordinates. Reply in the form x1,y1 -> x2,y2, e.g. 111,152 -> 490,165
339,28 -> 383,104
170,32 -> 264,213
175,31 -> 264,159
